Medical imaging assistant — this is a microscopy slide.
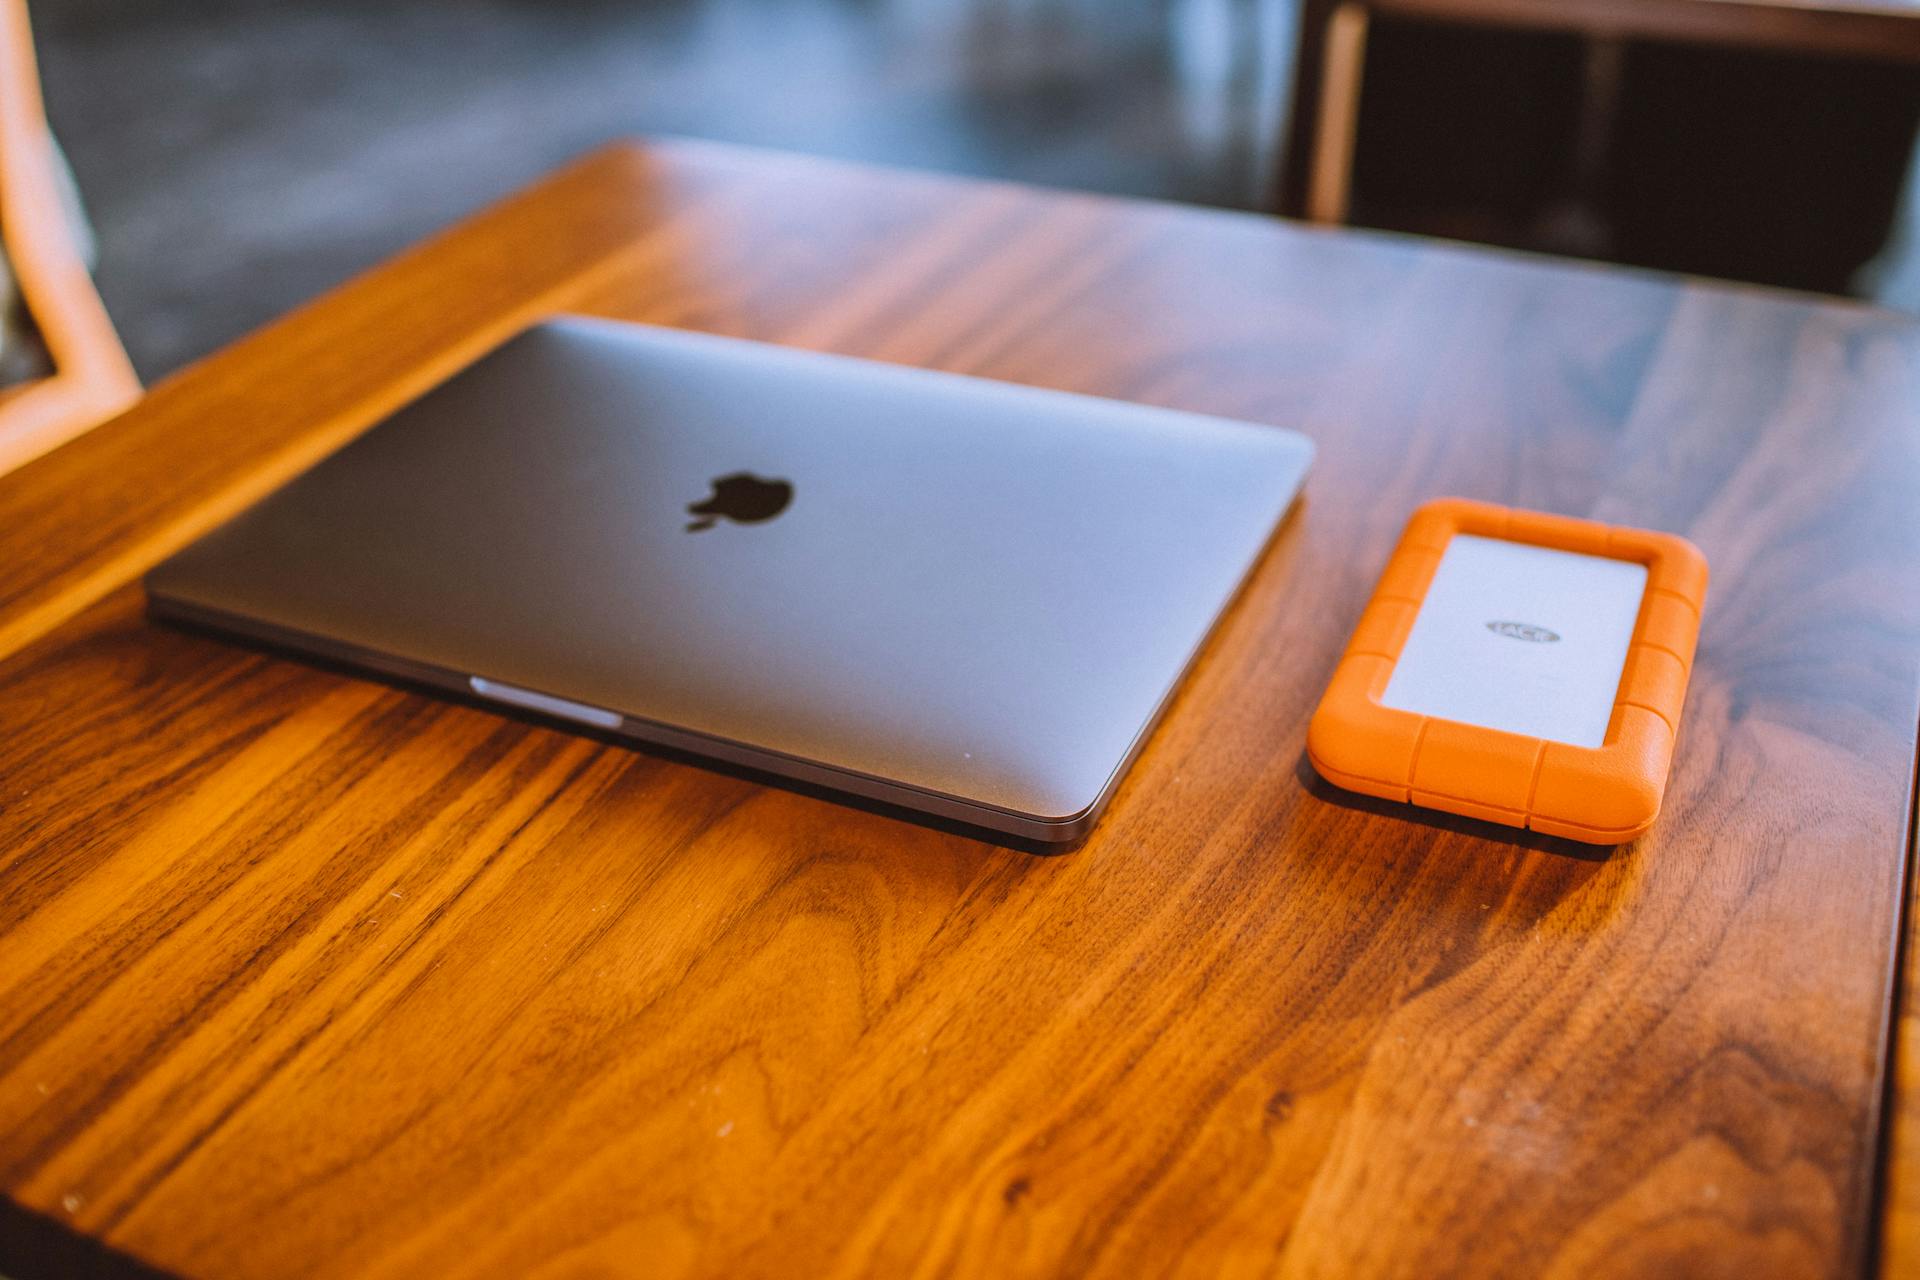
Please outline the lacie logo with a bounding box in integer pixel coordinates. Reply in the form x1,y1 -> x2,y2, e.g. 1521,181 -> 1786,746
1486,620 -> 1561,643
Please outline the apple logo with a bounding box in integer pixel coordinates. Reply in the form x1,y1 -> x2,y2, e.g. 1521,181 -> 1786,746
685,472 -> 793,532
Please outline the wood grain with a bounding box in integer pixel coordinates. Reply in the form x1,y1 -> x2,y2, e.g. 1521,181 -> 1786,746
2,138 -> 1919,1280
1888,870 -> 1920,1277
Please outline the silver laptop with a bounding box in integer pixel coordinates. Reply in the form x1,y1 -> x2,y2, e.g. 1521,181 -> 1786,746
146,318 -> 1312,843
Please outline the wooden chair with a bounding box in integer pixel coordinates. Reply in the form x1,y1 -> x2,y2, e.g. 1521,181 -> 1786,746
1279,0 -> 1920,225
0,0 -> 137,475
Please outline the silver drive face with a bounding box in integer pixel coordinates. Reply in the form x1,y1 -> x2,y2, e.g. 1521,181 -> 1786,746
146,318 -> 1312,842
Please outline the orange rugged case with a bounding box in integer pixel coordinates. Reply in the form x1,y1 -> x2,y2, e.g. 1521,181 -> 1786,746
1307,498 -> 1708,843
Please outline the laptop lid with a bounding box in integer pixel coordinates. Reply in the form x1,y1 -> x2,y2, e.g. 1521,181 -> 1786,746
146,318 -> 1312,841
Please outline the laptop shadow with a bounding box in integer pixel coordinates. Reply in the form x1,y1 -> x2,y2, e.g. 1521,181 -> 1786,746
152,611 -> 1080,858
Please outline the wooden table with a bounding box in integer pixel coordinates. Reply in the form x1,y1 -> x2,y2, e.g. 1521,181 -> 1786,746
2,139 -> 1918,1280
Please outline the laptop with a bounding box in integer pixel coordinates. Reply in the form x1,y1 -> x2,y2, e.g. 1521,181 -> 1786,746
146,318 -> 1313,843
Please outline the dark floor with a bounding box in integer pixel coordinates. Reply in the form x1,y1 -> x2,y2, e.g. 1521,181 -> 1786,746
30,0 -> 1920,382
34,0 -> 1297,380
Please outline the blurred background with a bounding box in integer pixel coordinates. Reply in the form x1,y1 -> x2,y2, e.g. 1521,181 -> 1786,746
30,0 -> 1920,381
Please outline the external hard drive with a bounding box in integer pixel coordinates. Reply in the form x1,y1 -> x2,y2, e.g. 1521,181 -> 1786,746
1308,498 -> 1707,843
